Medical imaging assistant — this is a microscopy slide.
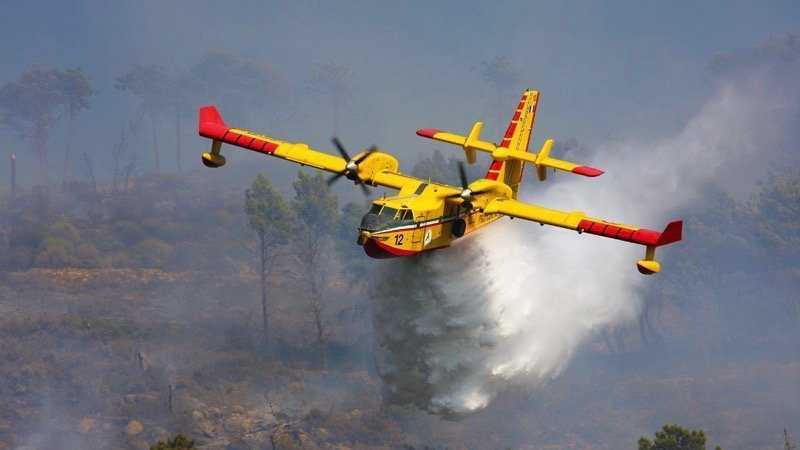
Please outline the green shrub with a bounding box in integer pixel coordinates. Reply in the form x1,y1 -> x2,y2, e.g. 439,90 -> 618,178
150,433 -> 195,450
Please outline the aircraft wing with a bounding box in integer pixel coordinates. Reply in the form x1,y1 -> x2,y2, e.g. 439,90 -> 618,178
198,106 -> 420,191
484,197 -> 682,273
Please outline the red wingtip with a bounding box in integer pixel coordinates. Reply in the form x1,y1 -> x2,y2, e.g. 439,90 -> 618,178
657,220 -> 683,246
416,128 -> 440,139
572,166 -> 604,177
198,106 -> 228,139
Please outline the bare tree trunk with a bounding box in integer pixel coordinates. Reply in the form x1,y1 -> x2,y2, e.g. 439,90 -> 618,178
602,328 -> 616,354
311,289 -> 327,369
259,234 -> 270,346
33,122 -> 49,186
9,153 -> 16,200
150,114 -> 160,173
81,152 -> 97,194
639,300 -> 663,347
62,110 -> 74,183
310,246 -> 328,369
301,233 -> 328,369
613,326 -> 627,353
168,384 -> 174,414
638,308 -> 650,347
175,106 -> 182,172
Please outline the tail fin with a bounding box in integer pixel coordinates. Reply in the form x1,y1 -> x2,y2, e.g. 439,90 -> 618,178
636,220 -> 684,274
656,220 -> 683,247
485,90 -> 539,197
199,106 -> 228,168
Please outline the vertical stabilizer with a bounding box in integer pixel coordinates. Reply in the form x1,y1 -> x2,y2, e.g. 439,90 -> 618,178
485,90 -> 539,197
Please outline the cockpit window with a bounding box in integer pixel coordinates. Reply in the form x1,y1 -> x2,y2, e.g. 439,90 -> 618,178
381,207 -> 398,220
360,205 -> 415,231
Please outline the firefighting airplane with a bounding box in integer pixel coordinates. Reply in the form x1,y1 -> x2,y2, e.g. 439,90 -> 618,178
198,90 -> 682,274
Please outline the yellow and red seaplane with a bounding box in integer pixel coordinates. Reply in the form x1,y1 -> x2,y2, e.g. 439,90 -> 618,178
198,90 -> 681,274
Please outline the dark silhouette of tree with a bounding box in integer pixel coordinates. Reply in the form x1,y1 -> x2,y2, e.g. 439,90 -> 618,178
116,64 -> 172,172
292,171 -> 339,368
57,68 -> 93,182
307,61 -> 353,134
245,174 -> 292,346
0,66 -> 69,184
638,424 -> 722,450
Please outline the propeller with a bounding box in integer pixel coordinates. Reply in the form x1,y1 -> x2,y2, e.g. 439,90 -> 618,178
326,137 -> 377,196
446,162 -> 490,211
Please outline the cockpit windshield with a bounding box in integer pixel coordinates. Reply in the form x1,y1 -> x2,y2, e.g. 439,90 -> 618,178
360,204 -> 414,231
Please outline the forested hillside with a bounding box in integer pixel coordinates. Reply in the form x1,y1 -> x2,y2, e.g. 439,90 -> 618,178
0,157 -> 797,449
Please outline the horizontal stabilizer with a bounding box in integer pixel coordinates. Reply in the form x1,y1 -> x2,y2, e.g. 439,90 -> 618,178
417,127 -> 603,181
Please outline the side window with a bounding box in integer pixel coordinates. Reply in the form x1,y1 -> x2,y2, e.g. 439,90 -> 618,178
402,209 -> 413,221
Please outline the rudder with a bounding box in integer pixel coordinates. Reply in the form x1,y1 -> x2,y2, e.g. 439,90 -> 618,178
485,90 -> 539,198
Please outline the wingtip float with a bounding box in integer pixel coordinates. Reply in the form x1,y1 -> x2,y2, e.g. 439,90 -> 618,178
198,89 -> 682,274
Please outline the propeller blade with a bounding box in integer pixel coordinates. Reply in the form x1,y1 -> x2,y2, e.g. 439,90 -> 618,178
353,145 -> 378,164
331,137 -> 351,161
326,171 -> 346,186
358,182 -> 371,196
457,162 -> 469,190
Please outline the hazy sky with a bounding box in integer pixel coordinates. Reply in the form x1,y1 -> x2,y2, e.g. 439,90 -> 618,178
2,1 -> 799,181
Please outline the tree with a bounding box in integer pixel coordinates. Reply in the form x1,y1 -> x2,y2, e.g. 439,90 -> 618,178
638,424 -> 722,450
335,201 -> 370,281
150,434 -> 195,450
116,64 -> 173,172
411,149 -> 483,186
191,51 -> 291,132
57,68 -> 93,182
307,61 -> 353,134
292,171 -> 339,367
169,70 -> 201,172
245,174 -> 292,346
0,66 -> 68,184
